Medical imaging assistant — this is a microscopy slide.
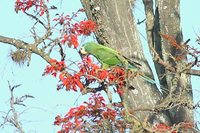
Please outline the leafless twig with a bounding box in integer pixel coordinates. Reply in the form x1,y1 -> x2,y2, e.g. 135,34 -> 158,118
0,82 -> 34,133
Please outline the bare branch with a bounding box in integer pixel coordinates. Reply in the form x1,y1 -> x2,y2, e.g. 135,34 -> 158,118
14,95 -> 35,107
7,82 -> 25,133
187,69 -> 200,77
151,46 -> 200,77
24,11 -> 47,29
0,35 -> 52,64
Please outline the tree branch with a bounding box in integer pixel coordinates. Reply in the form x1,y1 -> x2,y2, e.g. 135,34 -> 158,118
151,46 -> 200,77
187,69 -> 200,76
0,82 -> 29,133
0,35 -> 52,64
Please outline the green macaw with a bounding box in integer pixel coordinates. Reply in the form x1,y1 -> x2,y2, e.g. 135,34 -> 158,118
79,42 -> 155,84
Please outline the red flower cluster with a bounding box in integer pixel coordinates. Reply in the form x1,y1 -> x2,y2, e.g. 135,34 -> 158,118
15,0 -> 48,15
78,57 -> 101,82
43,59 -> 84,91
44,59 -> 66,77
54,93 -> 117,133
53,10 -> 96,48
160,33 -> 200,65
160,33 -> 183,50
153,123 -> 176,133
61,34 -> 79,48
108,67 -> 125,96
60,20 -> 96,48
78,57 -> 126,95
152,122 -> 194,133
54,105 -> 87,133
73,20 -> 97,36
102,108 -> 116,121
56,57 -> 100,91
43,56 -> 126,95
59,73 -> 83,91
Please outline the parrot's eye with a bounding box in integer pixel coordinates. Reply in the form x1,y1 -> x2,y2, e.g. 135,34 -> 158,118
79,47 -> 87,55
80,47 -> 83,52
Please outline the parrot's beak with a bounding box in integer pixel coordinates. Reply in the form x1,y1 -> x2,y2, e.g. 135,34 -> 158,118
79,47 -> 88,55
79,47 -> 88,59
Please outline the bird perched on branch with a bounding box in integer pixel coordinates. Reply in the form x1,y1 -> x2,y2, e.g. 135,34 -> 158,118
79,42 -> 155,84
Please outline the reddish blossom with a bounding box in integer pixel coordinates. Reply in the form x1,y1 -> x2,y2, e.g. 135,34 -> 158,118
102,108 -> 116,121
153,123 -> 177,133
59,73 -> 84,91
53,11 -> 97,48
54,93 -> 118,133
59,20 -> 96,48
15,0 -> 48,15
160,33 -> 183,50
43,56 -> 126,95
74,20 -> 97,35
44,59 -> 66,77
61,34 -> 79,48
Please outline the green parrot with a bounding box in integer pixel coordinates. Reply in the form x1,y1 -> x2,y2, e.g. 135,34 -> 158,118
79,42 -> 156,84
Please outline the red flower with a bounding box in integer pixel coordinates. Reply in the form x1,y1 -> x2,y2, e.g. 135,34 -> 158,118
54,10 -> 96,48
44,59 -> 66,77
76,20 -> 97,35
15,0 -> 49,15
67,34 -> 79,48
97,69 -> 109,80
54,94 -> 106,132
59,73 -> 84,91
102,108 -> 116,121
54,115 -> 63,125
153,123 -> 177,133
160,33 -> 183,50
61,34 -> 79,48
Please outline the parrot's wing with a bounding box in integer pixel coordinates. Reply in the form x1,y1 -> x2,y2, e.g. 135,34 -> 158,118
92,47 -> 124,68
102,45 -> 141,69
122,55 -> 142,69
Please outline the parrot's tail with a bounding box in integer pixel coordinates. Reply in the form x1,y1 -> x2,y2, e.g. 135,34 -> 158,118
127,68 -> 157,84
139,74 -> 156,84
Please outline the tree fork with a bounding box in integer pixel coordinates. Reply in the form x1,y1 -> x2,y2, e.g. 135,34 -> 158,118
80,0 -> 172,128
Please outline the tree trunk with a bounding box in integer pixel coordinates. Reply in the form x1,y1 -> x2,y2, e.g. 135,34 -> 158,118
80,0 -> 172,127
81,0 -> 194,131
154,0 -> 193,124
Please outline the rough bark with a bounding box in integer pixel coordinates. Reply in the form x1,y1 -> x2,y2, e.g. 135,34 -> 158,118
154,0 -> 193,124
80,0 -> 197,131
80,0 -> 172,127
